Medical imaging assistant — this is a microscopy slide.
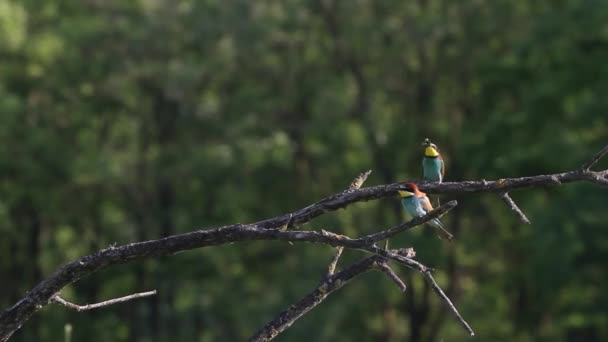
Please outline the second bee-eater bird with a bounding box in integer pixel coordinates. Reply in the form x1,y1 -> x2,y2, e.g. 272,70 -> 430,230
422,138 -> 445,183
398,182 -> 453,241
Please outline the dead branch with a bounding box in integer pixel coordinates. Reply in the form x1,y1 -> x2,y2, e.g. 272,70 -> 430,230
0,200 -> 455,342
250,245 -> 471,341
377,262 -> 407,292
324,247 -> 344,277
52,291 -> 157,312
580,144 -> 608,171
423,271 -> 475,336
249,256 -> 382,342
499,192 -> 531,224
348,170 -> 372,190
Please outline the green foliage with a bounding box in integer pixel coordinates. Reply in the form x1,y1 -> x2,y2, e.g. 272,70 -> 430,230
1,0 -> 608,341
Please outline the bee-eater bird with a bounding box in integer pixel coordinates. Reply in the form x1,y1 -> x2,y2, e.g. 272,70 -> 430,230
398,182 -> 453,241
422,138 -> 445,183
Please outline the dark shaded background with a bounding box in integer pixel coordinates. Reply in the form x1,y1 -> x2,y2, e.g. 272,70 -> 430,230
1,0 -> 608,341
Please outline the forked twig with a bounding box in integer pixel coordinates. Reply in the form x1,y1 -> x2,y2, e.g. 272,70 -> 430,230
53,291 -> 157,312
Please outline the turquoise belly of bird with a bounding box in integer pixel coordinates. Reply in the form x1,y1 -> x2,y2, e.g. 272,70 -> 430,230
423,157 -> 443,182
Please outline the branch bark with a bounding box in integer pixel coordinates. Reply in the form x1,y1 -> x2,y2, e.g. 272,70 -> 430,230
378,262 -> 407,292
0,196 -> 455,341
1,144 -> 606,341
419,166 -> 608,194
249,256 -> 381,342
499,192 -> 531,224
52,291 -> 157,312
324,247 -> 344,277
580,144 -> 608,171
250,250 -> 420,342
423,271 -> 474,336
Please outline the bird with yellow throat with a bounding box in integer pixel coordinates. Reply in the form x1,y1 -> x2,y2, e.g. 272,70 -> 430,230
422,138 -> 445,183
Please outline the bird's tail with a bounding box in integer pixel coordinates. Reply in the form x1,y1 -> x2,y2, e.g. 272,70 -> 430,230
429,219 -> 453,241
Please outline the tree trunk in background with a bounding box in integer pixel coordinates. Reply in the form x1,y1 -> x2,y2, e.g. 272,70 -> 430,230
128,114 -> 153,342
152,87 -> 179,342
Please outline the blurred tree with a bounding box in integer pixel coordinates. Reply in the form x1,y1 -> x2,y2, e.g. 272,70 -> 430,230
1,0 -> 607,341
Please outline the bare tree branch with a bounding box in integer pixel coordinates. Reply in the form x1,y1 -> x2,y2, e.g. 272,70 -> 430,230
499,192 -> 531,224
52,291 -> 157,312
0,200 -> 454,341
2,144 -> 607,341
279,213 -> 295,231
324,247 -> 344,277
250,247 -> 426,341
281,168 -> 372,232
251,249 -> 418,342
584,170 -> 608,186
580,143 -> 608,171
378,262 -> 407,292
348,170 -> 372,191
419,167 -> 608,194
249,256 -> 382,342
422,271 -> 475,337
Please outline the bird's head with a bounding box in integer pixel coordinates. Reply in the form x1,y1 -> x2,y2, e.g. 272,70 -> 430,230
398,182 -> 420,198
422,138 -> 439,157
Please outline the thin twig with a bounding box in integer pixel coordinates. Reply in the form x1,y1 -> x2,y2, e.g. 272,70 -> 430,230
280,213 -> 295,231
423,271 -> 475,337
580,143 -> 608,171
499,192 -> 531,224
53,290 -> 157,312
377,262 -> 407,292
325,247 -> 344,277
348,170 -> 372,190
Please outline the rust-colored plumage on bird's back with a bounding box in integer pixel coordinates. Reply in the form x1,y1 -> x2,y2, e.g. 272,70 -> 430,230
405,182 -> 425,196
406,182 -> 434,210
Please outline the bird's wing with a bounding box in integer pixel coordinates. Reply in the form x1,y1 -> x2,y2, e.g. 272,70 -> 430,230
419,195 -> 434,213
414,204 -> 427,217
439,154 -> 445,177
419,193 -> 454,240
429,218 -> 454,240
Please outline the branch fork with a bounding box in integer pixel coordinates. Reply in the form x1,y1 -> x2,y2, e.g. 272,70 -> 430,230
53,291 -> 157,312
